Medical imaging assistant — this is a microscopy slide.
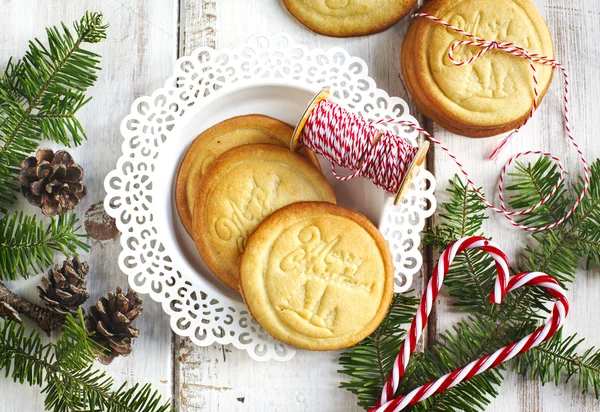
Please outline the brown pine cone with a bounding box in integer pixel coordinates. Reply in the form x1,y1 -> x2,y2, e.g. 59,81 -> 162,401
84,287 -> 143,365
19,148 -> 87,216
38,257 -> 90,316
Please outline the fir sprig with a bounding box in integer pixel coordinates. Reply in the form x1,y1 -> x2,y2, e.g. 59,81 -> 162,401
514,330 -> 600,398
339,294 -> 420,409
0,211 -> 89,280
0,311 -> 170,412
339,158 -> 600,410
0,12 -> 107,209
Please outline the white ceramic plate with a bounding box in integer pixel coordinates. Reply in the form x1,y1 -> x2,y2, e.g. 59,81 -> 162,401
104,34 -> 436,361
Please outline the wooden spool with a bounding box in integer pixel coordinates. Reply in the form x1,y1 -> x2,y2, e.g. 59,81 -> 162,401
291,88 -> 429,205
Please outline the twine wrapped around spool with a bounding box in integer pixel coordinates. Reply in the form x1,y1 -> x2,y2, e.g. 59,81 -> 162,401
291,88 -> 429,206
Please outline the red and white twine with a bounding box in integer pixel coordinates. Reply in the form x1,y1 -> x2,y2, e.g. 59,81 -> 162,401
371,236 -> 569,412
299,13 -> 589,232
302,99 -> 419,193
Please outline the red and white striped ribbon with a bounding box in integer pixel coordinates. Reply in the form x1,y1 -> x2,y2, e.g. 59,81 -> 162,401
371,236 -> 569,412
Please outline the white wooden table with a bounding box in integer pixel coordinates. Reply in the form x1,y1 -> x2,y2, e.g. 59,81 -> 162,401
2,0 -> 600,410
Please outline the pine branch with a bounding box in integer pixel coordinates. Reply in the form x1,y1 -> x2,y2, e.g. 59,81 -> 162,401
397,315 -> 532,412
338,294 -> 420,409
513,329 -> 600,398
0,211 -> 89,280
506,157 -> 570,227
507,157 -> 580,284
0,12 -> 107,210
0,312 -> 170,412
424,178 -> 487,248
339,157 -> 600,411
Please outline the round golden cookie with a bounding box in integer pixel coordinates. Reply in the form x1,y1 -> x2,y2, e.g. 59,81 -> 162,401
283,0 -> 417,37
402,0 -> 554,137
193,145 -> 336,292
239,202 -> 394,351
176,115 -> 320,235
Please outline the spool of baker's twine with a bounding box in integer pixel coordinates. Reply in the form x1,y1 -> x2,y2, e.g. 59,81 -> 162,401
291,13 -> 589,232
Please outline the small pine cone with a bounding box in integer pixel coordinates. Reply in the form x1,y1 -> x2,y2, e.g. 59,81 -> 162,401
38,257 -> 90,316
19,148 -> 87,216
84,287 -> 143,365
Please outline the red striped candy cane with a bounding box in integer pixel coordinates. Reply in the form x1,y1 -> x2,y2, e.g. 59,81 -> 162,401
372,236 -> 569,412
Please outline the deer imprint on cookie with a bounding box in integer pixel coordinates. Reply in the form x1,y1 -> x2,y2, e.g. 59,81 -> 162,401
275,225 -> 371,337
446,12 -> 529,101
429,1 -> 546,114
215,175 -> 281,253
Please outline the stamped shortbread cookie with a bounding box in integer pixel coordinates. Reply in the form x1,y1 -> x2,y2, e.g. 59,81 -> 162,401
239,202 -> 394,350
402,0 -> 554,137
176,115 -> 319,235
193,145 -> 335,292
283,0 -> 417,37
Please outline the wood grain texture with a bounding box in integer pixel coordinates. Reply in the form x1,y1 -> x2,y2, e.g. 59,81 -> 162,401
1,0 -> 600,411
431,0 -> 600,411
0,0 -> 177,409
172,1 -> 426,411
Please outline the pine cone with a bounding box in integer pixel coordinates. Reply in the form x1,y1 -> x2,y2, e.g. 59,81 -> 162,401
84,287 -> 143,365
19,148 -> 87,216
38,256 -> 90,316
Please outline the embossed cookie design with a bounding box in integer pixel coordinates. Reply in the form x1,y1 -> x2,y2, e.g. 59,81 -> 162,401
402,0 -> 554,137
176,114 -> 319,235
193,145 -> 335,292
239,202 -> 394,350
283,0 -> 417,37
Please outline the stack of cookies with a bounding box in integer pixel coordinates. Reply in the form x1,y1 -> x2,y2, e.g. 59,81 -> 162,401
402,0 -> 554,137
175,114 -> 394,350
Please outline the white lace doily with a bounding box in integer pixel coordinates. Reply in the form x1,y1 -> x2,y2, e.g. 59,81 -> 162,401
104,33 -> 436,361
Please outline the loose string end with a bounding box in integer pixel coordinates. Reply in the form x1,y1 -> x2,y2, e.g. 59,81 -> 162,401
488,132 -> 516,160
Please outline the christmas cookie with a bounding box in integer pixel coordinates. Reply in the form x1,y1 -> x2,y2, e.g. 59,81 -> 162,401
239,202 -> 394,350
176,115 -> 319,235
193,145 -> 335,292
402,0 -> 554,137
283,0 -> 417,37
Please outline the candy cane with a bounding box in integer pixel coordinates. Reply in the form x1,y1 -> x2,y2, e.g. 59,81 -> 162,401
372,236 -> 569,412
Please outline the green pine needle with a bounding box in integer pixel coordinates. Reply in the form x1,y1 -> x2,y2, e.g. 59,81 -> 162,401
0,211 -> 89,280
0,311 -> 170,412
514,329 -> 600,398
0,11 -> 108,211
424,178 -> 487,248
397,315 -> 533,412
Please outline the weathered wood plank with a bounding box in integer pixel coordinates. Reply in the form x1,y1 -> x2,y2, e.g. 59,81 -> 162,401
3,0 -> 600,411
431,0 -> 600,411
0,0 -> 177,409
173,1 -> 425,411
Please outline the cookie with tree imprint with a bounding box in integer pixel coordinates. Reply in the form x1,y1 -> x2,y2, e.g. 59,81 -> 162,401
283,0 -> 417,37
402,0 -> 554,137
239,202 -> 394,350
176,114 -> 320,235
193,144 -> 335,292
